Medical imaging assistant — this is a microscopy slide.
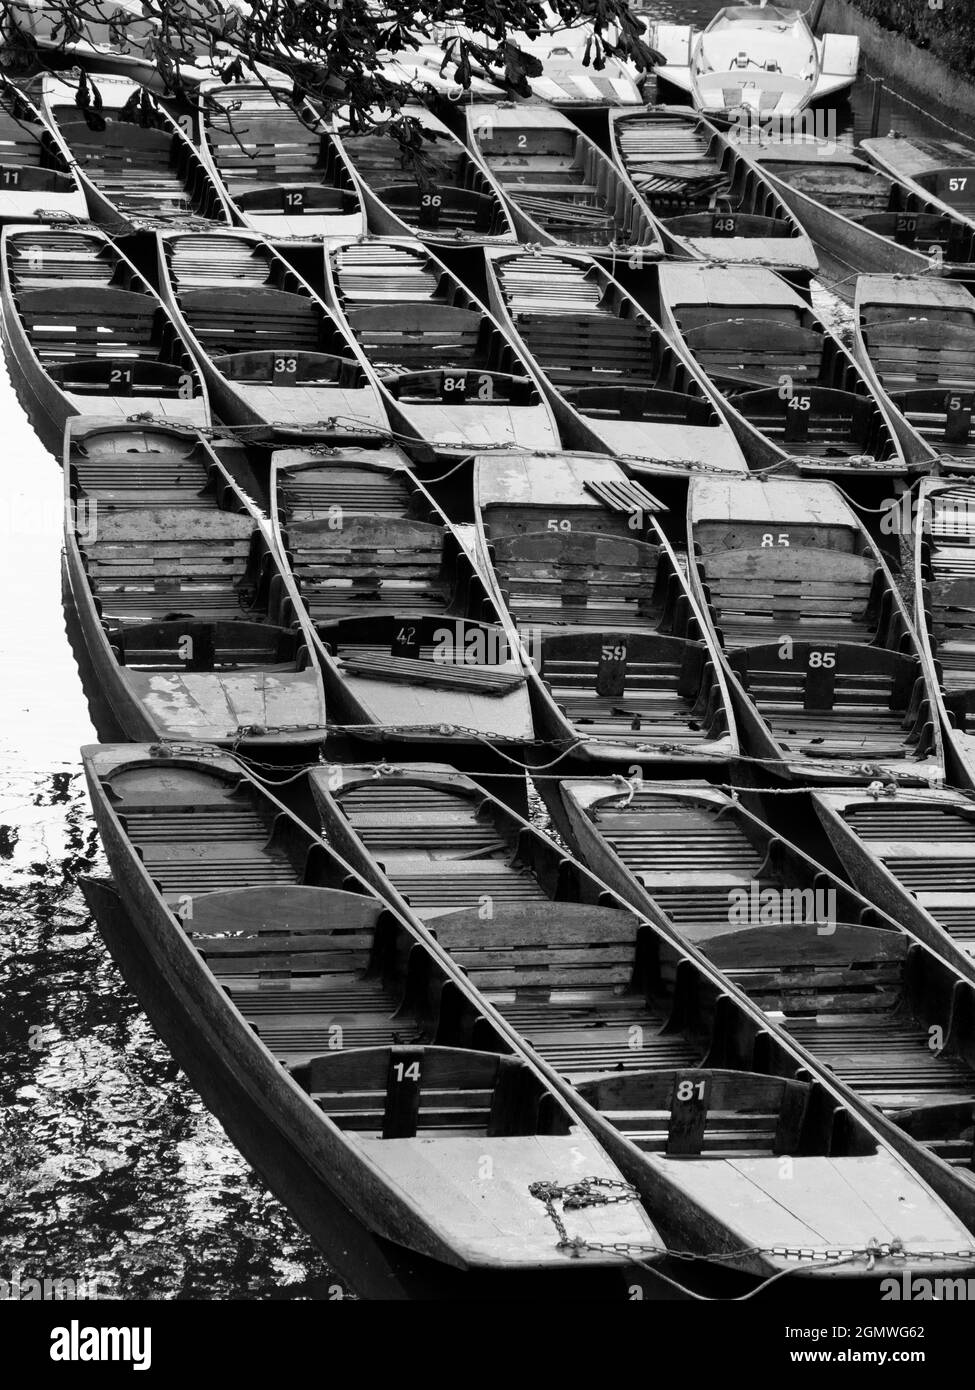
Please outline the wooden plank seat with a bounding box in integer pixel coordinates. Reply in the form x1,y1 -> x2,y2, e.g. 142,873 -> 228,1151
340,129 -> 473,184
575,1069 -> 811,1157
0,106 -> 62,167
697,546 -> 884,648
337,648 -> 522,695
663,212 -> 789,238
540,631 -> 725,744
781,165 -> 891,213
6,232 -> 119,288
514,315 -> 659,389
891,1101 -> 975,1169
428,901 -> 638,994
563,385 -> 716,423
0,161 -> 75,192
491,530 -> 666,631
891,387 -> 975,454
110,619 -> 300,671
54,115 -> 219,219
210,350 -> 362,386
208,118 -> 339,183
15,285 -> 169,362
47,358 -> 195,396
430,902 -> 693,1078
186,884 -> 382,979
864,320 -> 975,392
727,641 -> 934,758
111,772 -> 332,902
385,369 -> 535,404
285,515 -> 450,621
733,386 -> 890,458
167,235 -> 273,285
681,318 -> 824,390
233,183 -> 356,213
295,1046 -> 550,1139
372,183 -> 504,234
173,286 -> 325,354
842,803 -> 975,949
278,465 -> 415,522
344,302 -> 485,360
858,211 -> 974,259
175,884 -> 413,1066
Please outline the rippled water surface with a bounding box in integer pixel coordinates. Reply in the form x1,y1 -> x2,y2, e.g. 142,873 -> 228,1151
0,0 -> 968,1301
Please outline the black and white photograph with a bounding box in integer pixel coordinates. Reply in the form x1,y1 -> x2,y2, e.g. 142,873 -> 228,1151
0,0 -> 973,1369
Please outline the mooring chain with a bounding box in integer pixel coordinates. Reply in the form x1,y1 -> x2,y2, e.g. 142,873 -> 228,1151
528,1180 -> 975,1267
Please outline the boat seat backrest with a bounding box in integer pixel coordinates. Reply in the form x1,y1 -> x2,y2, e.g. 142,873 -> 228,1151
301,1045 -> 538,1138
185,884 -> 383,979
430,901 -> 639,993
865,320 -> 975,388
699,547 -> 879,628
344,302 -> 485,362
0,116 -> 58,166
728,641 -> 921,711
564,385 -> 712,424
278,465 -> 414,520
574,1067 -> 811,1156
175,286 -> 322,351
16,285 -> 162,357
492,530 -> 664,623
113,619 -> 292,670
681,317 -> 822,386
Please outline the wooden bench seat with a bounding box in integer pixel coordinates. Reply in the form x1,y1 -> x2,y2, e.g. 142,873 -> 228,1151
728,640 -> 932,757
174,286 -> 324,354
697,545 -> 882,648
735,386 -> 888,457
492,530 -> 665,631
297,1046 -> 542,1139
864,320 -> 975,392
575,1068 -> 811,1157
681,317 -> 824,390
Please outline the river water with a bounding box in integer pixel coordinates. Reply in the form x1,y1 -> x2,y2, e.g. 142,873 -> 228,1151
0,1 -> 966,1302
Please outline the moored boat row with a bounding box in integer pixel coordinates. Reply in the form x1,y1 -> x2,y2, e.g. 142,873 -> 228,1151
10,22 -> 975,1300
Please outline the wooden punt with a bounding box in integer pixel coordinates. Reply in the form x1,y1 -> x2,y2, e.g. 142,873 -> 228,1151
861,135 -> 975,229
741,143 -> 975,287
853,275 -> 975,472
913,476 -> 975,791
812,785 -> 975,978
156,229 -> 388,442
322,239 -> 559,458
333,106 -> 516,247
37,72 -> 232,232
430,10 -> 645,106
64,417 -> 328,750
656,262 -> 911,478
198,81 -> 366,241
482,248 -> 748,478
1,0 -> 171,88
0,223 -> 209,451
0,71 -> 87,222
82,743 -> 660,1289
266,445 -> 534,746
465,105 -> 664,262
471,450 -> 737,768
687,474 -> 944,786
607,107 -> 816,278
554,775 -> 975,1233
308,759 -> 975,1281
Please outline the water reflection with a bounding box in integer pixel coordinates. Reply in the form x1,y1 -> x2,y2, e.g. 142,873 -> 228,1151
0,355 -> 339,1298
